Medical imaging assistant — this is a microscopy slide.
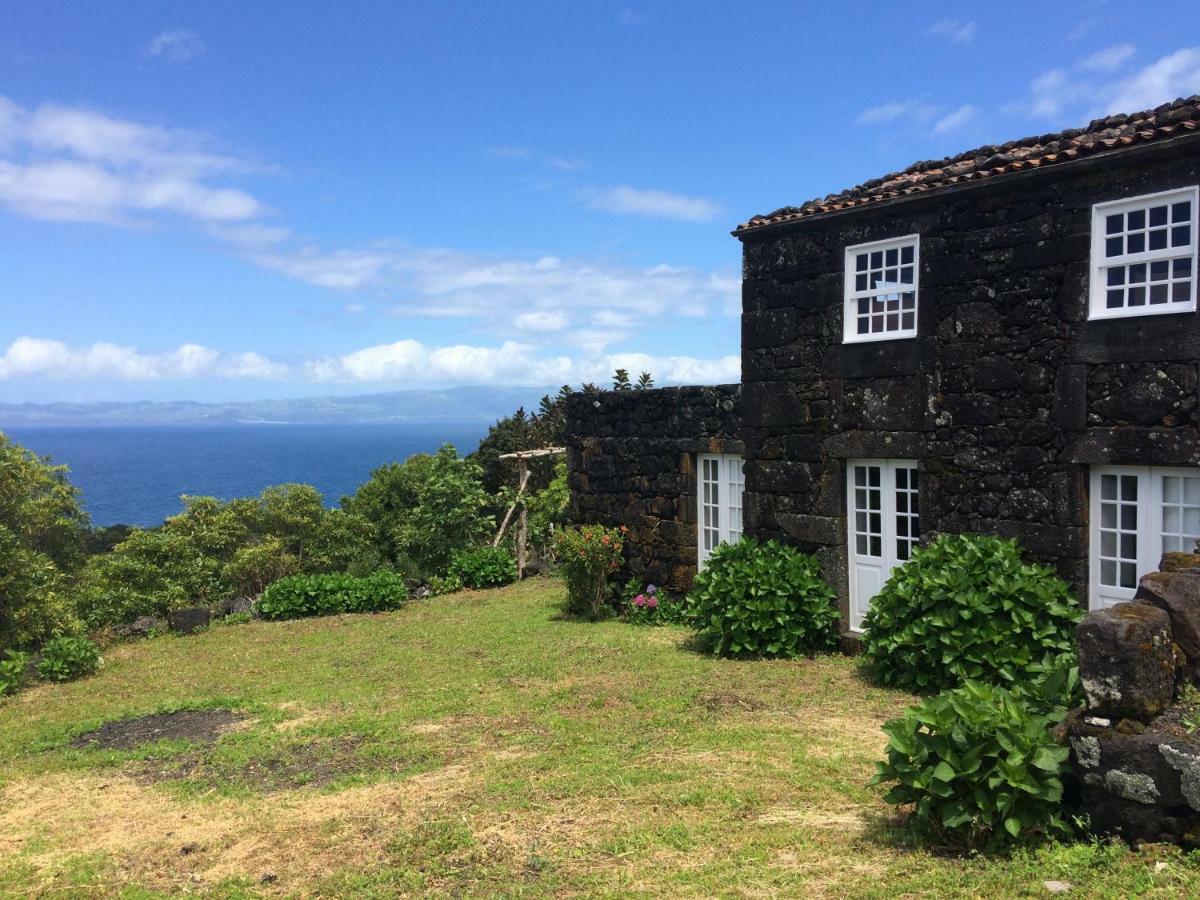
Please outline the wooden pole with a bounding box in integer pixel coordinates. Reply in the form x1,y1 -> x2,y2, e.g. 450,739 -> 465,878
493,464 -> 531,547
516,457 -> 528,578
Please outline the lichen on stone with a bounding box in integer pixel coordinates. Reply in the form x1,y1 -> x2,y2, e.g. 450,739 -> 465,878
1072,735 -> 1101,769
1082,674 -> 1123,705
1104,769 -> 1160,804
1160,744 -> 1200,810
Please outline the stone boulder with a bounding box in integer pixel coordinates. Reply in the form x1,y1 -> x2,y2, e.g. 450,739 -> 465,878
1136,572 -> 1200,682
404,578 -> 433,600
167,607 -> 211,635
115,616 -> 165,638
1077,604 -> 1174,722
1160,552 -> 1200,574
1067,710 -> 1200,845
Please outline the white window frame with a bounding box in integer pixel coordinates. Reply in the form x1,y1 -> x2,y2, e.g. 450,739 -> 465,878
1089,465 -> 1200,609
843,234 -> 920,344
1089,186 -> 1198,321
846,459 -> 920,632
697,453 -> 744,569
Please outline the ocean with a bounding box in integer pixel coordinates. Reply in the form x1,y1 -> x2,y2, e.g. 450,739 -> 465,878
5,424 -> 491,527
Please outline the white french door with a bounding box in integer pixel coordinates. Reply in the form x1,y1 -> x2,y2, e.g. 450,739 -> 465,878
697,453 -> 745,568
1090,465 -> 1200,608
846,459 -> 920,632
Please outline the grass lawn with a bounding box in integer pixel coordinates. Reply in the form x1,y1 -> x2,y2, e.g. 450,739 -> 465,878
1,578 -> 1198,898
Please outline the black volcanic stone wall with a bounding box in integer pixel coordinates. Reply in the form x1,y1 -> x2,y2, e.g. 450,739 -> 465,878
738,138 -> 1200,627
565,385 -> 742,592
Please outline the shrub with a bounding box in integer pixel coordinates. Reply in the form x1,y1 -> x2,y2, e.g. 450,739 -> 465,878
861,534 -> 1082,693
0,650 -> 31,697
36,636 -> 102,683
256,571 -> 409,621
344,445 -> 492,575
450,546 -> 518,589
621,580 -> 686,626
686,538 -> 839,658
553,525 -> 624,619
872,680 -> 1073,852
428,573 -> 463,596
223,537 -> 300,597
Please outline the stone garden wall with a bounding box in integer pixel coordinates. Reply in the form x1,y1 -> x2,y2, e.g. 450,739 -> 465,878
565,385 -> 742,593
1067,551 -> 1200,845
737,136 -> 1200,627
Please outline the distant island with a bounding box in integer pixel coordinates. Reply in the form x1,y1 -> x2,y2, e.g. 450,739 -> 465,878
0,385 -> 556,427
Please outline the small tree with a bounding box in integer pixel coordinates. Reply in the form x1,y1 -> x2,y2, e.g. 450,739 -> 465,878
612,369 -> 632,390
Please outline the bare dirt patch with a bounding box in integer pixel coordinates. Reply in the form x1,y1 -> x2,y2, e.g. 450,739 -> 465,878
132,735 -> 429,794
71,710 -> 245,751
696,690 -> 767,712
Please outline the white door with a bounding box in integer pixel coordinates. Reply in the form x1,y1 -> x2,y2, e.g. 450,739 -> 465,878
847,459 -> 919,632
1090,465 -> 1200,608
698,453 -> 745,568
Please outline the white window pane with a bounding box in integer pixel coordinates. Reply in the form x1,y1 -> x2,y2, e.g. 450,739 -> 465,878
1186,477 -> 1200,505
1101,474 -> 1117,500
1164,476 -> 1181,503
1101,559 -> 1117,586
1101,504 -> 1117,528
1164,506 -> 1181,534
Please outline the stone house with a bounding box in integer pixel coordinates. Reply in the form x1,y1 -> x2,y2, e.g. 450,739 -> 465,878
566,95 -> 1200,635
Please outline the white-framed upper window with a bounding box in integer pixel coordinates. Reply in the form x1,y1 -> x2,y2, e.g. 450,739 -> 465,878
1089,465 -> 1200,609
1090,186 -> 1198,320
844,234 -> 919,343
698,453 -> 744,569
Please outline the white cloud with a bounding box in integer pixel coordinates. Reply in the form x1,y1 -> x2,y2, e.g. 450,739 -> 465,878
0,96 -> 264,225
238,241 -> 736,353
1080,43 -> 1136,73
1015,47 -> 1200,122
1099,47 -> 1200,115
0,337 -> 286,381
146,30 -> 206,63
928,20 -> 976,44
587,185 -> 721,223
856,101 -> 937,125
933,104 -> 977,134
514,311 -> 568,332
0,334 -> 741,388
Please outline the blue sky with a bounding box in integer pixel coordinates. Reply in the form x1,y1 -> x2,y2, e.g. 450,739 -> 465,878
2,0 -> 1199,402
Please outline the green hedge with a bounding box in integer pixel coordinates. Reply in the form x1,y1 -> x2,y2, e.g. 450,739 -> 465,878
449,546 -> 518,589
686,538 -> 839,658
256,571 -> 409,621
861,534 -> 1081,693
872,680 -> 1073,851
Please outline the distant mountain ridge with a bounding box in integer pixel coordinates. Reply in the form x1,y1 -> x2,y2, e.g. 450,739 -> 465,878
0,386 -> 557,427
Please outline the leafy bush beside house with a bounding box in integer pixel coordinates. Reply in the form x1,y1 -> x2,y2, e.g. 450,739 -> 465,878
872,680 -> 1073,852
686,538 -> 839,658
861,534 -> 1081,694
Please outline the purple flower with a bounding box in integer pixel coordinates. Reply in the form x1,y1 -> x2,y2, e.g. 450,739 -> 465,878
647,584 -> 657,595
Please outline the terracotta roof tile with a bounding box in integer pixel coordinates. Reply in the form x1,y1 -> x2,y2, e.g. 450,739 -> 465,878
735,96 -> 1200,234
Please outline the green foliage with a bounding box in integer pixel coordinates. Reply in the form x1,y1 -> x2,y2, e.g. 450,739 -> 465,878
450,546 -> 518,589
872,680 -> 1074,852
36,635 -> 101,683
223,537 -> 300,597
256,571 -> 410,621
427,573 -> 463,596
344,444 -> 491,576
0,433 -> 89,648
306,509 -> 381,575
861,534 -> 1082,693
471,387 -> 573,498
0,650 -> 31,697
686,538 -> 839,658
553,525 -> 624,619
257,483 -> 325,563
